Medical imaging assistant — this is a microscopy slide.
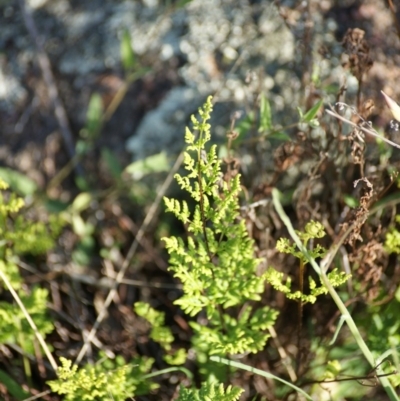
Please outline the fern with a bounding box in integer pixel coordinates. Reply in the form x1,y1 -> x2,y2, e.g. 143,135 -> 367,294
0,178 -> 63,353
47,355 -> 158,400
267,220 -> 350,303
0,287 -> 53,351
176,382 -> 243,401
134,301 -> 188,365
162,96 -> 278,356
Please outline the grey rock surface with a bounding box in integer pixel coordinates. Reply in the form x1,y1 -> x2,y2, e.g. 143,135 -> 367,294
126,87 -> 204,157
1,0 -> 370,169
125,0 -> 299,159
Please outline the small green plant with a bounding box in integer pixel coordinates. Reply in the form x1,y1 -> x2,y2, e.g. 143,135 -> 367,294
47,357 -> 130,401
162,96 -> 278,359
175,382 -> 243,401
384,215 -> 400,254
0,178 -> 62,342
266,220 -> 351,304
0,178 -> 63,388
134,301 -> 187,365
47,354 -> 159,400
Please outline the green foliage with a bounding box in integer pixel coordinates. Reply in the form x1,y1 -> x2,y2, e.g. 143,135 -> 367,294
385,229 -> 400,254
61,192 -> 96,266
259,93 -> 272,132
276,220 -> 327,264
297,99 -> 323,128
82,93 -> 103,141
267,220 -> 350,303
0,287 -> 53,352
76,93 -> 104,156
0,167 -> 38,196
101,148 -> 124,181
128,355 -> 160,394
163,96 -> 278,355
0,369 -> 29,400
120,28 -> 136,71
0,179 -> 63,259
134,302 -> 188,364
134,301 -> 174,351
308,341 -> 371,400
0,178 -> 63,354
190,305 -> 278,355
126,151 -> 170,180
384,215 -> 400,254
164,348 -> 188,365
364,287 -> 400,377
47,357 -> 133,401
176,382 -> 244,401
0,259 -> 23,290
7,214 -> 62,255
48,355 -> 158,400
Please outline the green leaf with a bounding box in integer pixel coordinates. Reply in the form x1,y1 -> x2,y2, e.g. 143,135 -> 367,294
302,99 -> 323,123
0,369 -> 29,400
121,28 -> 135,71
71,214 -> 93,237
176,382 -> 244,401
175,0 -> 193,8
297,106 -> 303,119
75,139 -> 91,156
82,93 -> 103,140
71,192 -> 92,213
164,348 -> 188,365
44,199 -> 70,213
343,194 -> 358,208
125,152 -> 170,180
268,131 -> 291,141
101,148 -> 123,180
0,167 -> 38,196
75,175 -> 90,192
72,236 -> 95,266
259,94 -> 272,132
236,112 -> 255,138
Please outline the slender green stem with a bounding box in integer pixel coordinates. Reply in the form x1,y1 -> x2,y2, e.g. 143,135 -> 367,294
17,326 -> 32,387
211,356 -> 313,400
272,188 -> 400,401
142,366 -> 193,380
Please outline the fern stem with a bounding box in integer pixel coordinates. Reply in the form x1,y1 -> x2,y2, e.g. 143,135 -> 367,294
296,258 -> 305,375
197,159 -> 212,264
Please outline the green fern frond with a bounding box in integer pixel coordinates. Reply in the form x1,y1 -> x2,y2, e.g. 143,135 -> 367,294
162,96 -> 278,359
190,305 -> 278,355
176,382 -> 244,401
49,354 -> 158,400
269,221 -> 350,303
0,287 -> 53,351
134,302 -> 174,351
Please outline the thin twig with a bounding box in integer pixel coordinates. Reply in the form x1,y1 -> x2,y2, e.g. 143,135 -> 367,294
0,268 -> 58,371
19,0 -> 84,177
22,390 -> 51,401
326,107 -> 400,150
268,326 -> 297,382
